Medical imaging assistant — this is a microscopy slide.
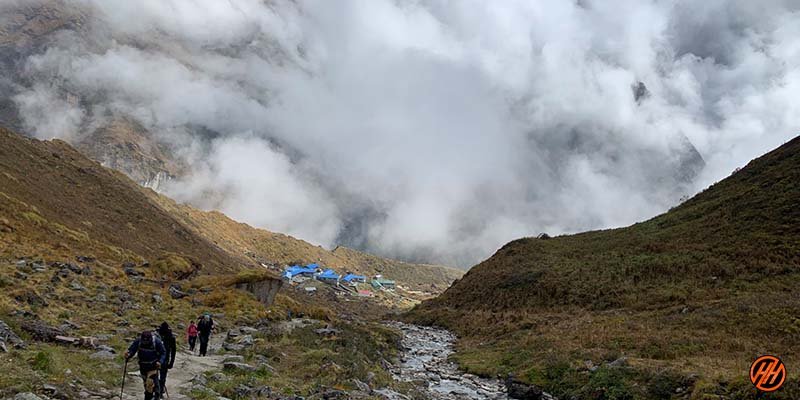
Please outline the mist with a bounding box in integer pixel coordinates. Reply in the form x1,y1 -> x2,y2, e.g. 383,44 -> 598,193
7,0 -> 800,266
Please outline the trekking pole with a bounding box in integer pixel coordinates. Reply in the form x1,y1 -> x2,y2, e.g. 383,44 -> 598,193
119,358 -> 128,400
164,383 -> 171,400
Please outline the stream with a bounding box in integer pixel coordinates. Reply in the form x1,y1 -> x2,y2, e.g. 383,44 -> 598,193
385,322 -> 515,400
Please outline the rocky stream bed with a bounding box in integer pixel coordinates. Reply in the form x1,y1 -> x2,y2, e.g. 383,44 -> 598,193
386,322 -> 552,400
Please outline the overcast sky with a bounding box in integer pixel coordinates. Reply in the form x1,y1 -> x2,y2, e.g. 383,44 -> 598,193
11,0 -> 800,266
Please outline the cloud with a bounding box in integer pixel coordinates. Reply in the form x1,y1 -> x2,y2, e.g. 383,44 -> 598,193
7,0 -> 800,266
14,83 -> 85,140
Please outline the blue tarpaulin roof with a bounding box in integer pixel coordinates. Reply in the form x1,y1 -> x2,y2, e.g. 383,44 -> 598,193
283,264 -> 320,279
342,274 -> 366,282
317,269 -> 340,280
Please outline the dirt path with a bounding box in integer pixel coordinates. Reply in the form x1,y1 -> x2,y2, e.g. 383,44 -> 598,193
122,336 -> 225,400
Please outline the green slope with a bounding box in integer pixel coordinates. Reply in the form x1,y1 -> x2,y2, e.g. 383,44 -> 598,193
408,136 -> 800,399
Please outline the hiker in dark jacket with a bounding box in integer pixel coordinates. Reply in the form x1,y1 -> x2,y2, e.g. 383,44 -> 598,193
156,322 -> 177,396
197,313 -> 214,356
125,331 -> 166,400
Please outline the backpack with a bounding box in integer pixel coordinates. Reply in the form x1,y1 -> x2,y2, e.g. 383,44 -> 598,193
137,331 -> 161,368
140,331 -> 155,350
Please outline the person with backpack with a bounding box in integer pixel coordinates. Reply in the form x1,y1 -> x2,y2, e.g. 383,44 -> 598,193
197,313 -> 214,356
186,321 -> 198,352
124,330 -> 166,400
155,322 -> 177,397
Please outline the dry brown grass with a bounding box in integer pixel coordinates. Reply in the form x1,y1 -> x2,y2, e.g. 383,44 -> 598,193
148,191 -> 463,291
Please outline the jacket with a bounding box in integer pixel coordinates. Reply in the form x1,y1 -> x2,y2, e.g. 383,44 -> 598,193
197,317 -> 213,336
186,324 -> 198,338
156,325 -> 177,369
127,335 -> 166,368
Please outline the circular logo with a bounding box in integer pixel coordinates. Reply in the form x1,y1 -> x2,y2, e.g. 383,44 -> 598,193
750,355 -> 786,392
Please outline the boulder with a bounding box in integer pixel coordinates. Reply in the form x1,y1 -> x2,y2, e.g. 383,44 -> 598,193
191,374 -> 208,386
314,327 -> 340,337
239,335 -> 254,347
608,356 -> 629,368
223,342 -> 245,352
31,262 -> 47,272
64,263 -> 83,274
226,329 -> 240,341
352,379 -> 370,392
505,375 -> 544,400
14,393 -> 43,400
42,383 -> 60,397
0,319 -> 26,349
222,355 -> 245,363
90,350 -> 116,359
15,290 -> 48,307
61,320 -> 81,330
96,344 -> 115,353
168,285 -> 188,299
223,362 -> 255,372
69,280 -> 86,291
21,320 -> 65,342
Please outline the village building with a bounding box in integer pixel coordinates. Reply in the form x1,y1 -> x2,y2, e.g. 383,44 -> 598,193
371,278 -> 396,290
316,269 -> 341,284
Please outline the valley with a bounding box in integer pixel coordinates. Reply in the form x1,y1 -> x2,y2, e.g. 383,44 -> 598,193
2,2 -> 799,399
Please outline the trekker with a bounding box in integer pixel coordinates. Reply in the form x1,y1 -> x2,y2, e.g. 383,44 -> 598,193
156,322 -> 177,397
197,313 -> 214,356
186,321 -> 198,352
124,331 -> 166,400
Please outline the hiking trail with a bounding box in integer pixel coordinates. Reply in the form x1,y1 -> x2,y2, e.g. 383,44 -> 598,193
122,337 -> 225,400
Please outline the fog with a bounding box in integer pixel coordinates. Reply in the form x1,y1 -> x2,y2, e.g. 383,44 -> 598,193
8,0 -> 800,266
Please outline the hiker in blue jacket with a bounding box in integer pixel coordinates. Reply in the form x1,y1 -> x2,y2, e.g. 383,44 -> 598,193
124,330 -> 166,400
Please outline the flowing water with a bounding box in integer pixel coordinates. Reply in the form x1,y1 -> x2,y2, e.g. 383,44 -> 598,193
386,322 -> 511,400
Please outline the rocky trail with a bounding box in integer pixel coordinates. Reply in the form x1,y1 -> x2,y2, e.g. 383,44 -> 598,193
122,337 -> 225,400
386,322 -> 552,400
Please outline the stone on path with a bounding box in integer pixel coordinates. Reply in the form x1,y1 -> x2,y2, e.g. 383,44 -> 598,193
223,361 -> 255,372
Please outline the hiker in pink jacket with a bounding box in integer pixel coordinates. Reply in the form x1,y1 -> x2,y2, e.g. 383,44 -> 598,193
186,321 -> 198,352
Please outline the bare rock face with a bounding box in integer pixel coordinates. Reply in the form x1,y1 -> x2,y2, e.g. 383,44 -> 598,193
235,278 -> 283,307
74,118 -> 181,191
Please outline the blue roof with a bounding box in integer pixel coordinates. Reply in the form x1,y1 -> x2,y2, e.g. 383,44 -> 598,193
342,274 -> 366,282
283,264 -> 320,278
317,269 -> 340,280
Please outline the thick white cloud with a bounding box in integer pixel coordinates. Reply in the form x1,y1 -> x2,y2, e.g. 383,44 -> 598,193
10,0 -> 800,266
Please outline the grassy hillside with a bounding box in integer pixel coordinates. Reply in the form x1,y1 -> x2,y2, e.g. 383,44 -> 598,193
149,193 -> 463,292
408,136 -> 800,399
0,126 -> 435,398
0,127 -> 244,272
